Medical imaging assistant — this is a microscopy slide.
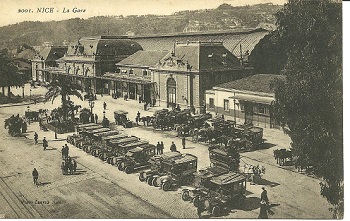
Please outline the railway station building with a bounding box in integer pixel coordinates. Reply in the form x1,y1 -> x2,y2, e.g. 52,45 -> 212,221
205,74 -> 285,128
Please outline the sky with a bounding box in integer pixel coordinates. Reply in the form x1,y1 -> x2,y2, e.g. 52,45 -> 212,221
0,0 -> 287,27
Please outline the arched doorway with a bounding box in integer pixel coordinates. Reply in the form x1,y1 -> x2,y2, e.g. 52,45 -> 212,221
167,78 -> 176,108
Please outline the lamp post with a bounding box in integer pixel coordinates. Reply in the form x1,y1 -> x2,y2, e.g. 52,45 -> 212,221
22,84 -> 25,98
88,99 -> 95,123
27,106 -> 30,125
103,110 -> 106,118
54,119 -> 58,139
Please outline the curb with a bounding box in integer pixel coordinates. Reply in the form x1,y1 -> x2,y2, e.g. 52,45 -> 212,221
0,102 -> 34,108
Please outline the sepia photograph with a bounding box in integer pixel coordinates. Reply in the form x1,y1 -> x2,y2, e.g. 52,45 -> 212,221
0,0 -> 343,219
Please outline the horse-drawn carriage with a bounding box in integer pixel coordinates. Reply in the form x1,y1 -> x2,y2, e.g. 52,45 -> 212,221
114,111 -> 133,128
239,164 -> 266,184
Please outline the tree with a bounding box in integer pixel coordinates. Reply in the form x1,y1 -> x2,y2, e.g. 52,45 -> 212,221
270,0 -> 342,218
0,49 -> 22,97
45,76 -> 83,121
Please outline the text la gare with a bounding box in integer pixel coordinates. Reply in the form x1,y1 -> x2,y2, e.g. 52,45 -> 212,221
63,7 -> 86,13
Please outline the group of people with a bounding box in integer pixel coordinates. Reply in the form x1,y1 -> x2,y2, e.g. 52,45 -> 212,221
156,141 -> 165,155
61,143 -> 77,175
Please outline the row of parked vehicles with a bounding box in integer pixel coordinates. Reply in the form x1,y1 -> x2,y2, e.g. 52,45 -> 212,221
137,109 -> 265,152
67,122 -> 250,217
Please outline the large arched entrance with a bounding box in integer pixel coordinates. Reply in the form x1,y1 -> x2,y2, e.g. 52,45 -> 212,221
167,78 -> 176,108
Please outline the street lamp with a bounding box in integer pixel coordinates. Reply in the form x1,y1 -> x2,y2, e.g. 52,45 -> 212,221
22,85 -> 25,98
54,119 -> 58,139
27,106 -> 30,125
88,99 -> 95,123
103,110 -> 106,118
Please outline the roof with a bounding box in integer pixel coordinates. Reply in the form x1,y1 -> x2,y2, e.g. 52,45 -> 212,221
93,131 -> 119,137
173,154 -> 197,164
33,46 -> 67,61
215,74 -> 285,94
130,28 -> 268,58
103,134 -> 128,140
196,166 -> 228,179
230,94 -> 274,104
65,38 -> 142,57
109,137 -> 139,144
117,50 -> 169,67
119,140 -> 149,148
210,148 -> 229,156
82,125 -> 103,131
88,128 -> 110,133
76,123 -> 98,128
210,172 -> 246,185
155,41 -> 241,72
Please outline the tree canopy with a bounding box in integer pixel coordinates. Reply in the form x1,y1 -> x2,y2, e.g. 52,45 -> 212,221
269,0 -> 342,217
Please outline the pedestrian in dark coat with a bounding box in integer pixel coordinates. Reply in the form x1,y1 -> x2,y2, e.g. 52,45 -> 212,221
65,144 -> 69,158
34,132 -> 38,144
160,142 -> 164,154
170,142 -> 177,152
32,168 -> 39,185
103,102 -> 107,110
95,114 -> 98,123
156,142 -> 161,155
182,136 -> 186,149
61,146 -> 66,160
43,137 -> 48,150
258,187 -> 270,219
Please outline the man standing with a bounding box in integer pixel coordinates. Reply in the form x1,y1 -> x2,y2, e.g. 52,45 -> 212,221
160,142 -> 164,154
34,132 -> 38,144
170,142 -> 177,152
182,136 -> 186,149
258,187 -> 270,219
95,114 -> 98,124
32,168 -> 39,185
156,142 -> 161,155
42,137 -> 48,151
103,102 -> 107,110
65,144 -> 69,158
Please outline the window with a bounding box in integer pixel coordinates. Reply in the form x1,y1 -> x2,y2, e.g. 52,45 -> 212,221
209,98 -> 214,108
224,99 -> 229,111
259,104 -> 265,114
129,69 -> 134,75
143,70 -> 148,76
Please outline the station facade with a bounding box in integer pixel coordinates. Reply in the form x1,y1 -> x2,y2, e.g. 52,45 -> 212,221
205,74 -> 284,128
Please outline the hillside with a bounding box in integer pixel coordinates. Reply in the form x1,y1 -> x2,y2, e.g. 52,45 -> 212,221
0,3 -> 282,50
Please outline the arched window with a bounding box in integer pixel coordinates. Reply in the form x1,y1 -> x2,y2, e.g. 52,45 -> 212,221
167,78 -> 176,107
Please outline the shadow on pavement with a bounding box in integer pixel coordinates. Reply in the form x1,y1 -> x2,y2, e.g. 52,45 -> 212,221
258,178 -> 280,187
259,142 -> 276,149
37,181 -> 51,186
242,196 -> 261,211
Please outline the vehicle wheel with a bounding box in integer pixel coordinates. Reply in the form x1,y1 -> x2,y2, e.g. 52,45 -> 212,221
146,176 -> 154,186
193,196 -> 200,207
161,181 -> 171,191
182,191 -> 191,201
152,177 -> 159,187
118,164 -> 124,171
212,206 -> 221,217
139,172 -> 146,182
124,166 -> 132,174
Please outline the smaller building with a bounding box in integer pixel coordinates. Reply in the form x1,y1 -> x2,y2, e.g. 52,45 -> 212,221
205,74 -> 285,128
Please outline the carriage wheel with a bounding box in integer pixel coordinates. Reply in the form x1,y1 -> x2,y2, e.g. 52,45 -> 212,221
212,206 -> 221,217
146,176 -> 154,186
161,181 -> 171,191
152,177 -> 159,187
124,166 -> 132,174
139,172 -> 146,182
182,191 -> 191,201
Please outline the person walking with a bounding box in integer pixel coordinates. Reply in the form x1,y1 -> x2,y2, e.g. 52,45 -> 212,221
135,115 -> 139,125
170,141 -> 177,152
42,137 -> 48,151
95,114 -> 98,124
65,144 -> 69,158
182,136 -> 186,149
160,142 -> 164,154
103,102 -> 107,110
196,196 -> 205,218
258,187 -> 270,219
61,146 -> 66,160
137,111 -> 141,121
34,132 -> 38,144
32,168 -> 39,185
156,142 -> 161,155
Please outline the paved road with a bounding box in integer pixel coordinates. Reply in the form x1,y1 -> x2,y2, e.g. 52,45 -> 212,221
0,86 -> 333,218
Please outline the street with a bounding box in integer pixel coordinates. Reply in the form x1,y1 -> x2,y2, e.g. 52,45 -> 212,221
0,85 -> 333,218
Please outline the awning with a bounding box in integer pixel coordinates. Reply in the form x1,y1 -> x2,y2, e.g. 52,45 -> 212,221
230,94 -> 274,105
97,73 -> 153,85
